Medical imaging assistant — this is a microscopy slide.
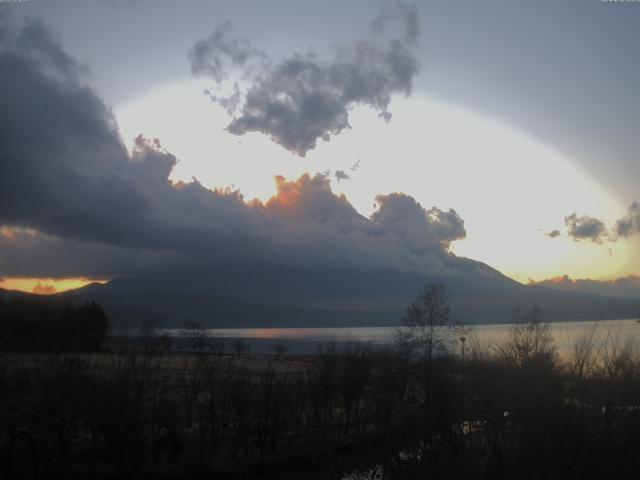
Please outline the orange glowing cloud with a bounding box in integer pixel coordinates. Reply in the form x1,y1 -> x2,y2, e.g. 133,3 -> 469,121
534,275 -> 576,285
265,174 -> 352,213
0,277 -> 108,295
0,226 -> 15,240
269,175 -> 300,208
1,226 -> 39,241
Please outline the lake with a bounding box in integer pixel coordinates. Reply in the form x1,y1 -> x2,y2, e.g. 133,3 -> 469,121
162,318 -> 640,359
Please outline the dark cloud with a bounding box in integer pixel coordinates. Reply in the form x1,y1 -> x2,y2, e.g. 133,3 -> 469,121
530,274 -> 640,300
0,18 -> 466,279
203,82 -> 243,116
545,229 -> 561,238
615,201 -> 640,238
334,170 -> 350,182
189,21 -> 269,84
559,201 -> 640,244
190,2 -> 420,156
371,193 -> 466,254
564,213 -> 609,244
0,227 -> 190,278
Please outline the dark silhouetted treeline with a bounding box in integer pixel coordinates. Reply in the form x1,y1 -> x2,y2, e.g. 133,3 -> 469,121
0,289 -> 638,478
0,295 -> 110,351
0,326 -> 639,479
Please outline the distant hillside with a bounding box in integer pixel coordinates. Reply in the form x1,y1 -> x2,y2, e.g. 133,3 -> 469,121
532,275 -> 640,301
66,262 -> 640,328
0,288 -> 44,301
0,290 -> 109,351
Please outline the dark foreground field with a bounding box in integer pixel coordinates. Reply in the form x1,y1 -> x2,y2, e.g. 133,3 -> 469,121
1,327 -> 640,480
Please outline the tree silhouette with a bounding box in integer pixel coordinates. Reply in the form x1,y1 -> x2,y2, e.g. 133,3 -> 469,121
399,283 -> 454,362
397,283 -> 456,447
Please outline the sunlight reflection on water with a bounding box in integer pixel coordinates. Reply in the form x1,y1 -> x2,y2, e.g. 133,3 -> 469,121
161,319 -> 640,358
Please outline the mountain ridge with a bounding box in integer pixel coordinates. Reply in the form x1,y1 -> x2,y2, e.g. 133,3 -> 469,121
60,262 -> 640,328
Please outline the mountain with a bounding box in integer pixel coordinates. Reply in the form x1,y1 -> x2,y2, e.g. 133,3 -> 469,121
0,287 -> 38,300
65,261 -> 640,328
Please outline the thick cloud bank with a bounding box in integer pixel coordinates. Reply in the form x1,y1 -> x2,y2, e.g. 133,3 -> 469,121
530,274 -> 640,300
371,194 -> 465,255
190,2 -> 419,156
0,19 -> 466,278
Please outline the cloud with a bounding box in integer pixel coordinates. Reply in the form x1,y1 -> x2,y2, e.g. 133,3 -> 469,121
0,18 -> 467,279
189,21 -> 269,84
530,274 -> 640,300
558,201 -> 640,244
335,170 -> 351,182
190,2 -> 420,156
0,227 -> 190,278
564,213 -> 609,243
371,193 -> 466,254
615,201 -> 640,238
1,226 -> 18,240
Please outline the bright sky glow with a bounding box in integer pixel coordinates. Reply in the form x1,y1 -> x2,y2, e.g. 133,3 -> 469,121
114,79 -> 636,283
0,277 -> 108,295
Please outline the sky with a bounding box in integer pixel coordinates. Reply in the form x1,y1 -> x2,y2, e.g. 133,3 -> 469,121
0,0 -> 639,294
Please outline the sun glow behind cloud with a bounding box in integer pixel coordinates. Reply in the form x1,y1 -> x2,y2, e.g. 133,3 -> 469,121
0,277 -> 108,295
114,79 -> 635,282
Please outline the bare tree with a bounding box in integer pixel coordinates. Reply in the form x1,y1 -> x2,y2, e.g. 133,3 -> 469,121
497,305 -> 555,368
396,283 -> 457,446
180,321 -> 210,354
232,339 -> 248,357
210,333 -> 226,356
137,318 -> 171,356
398,283 -> 455,364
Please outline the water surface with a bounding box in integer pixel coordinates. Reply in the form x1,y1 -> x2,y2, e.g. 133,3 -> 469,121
163,319 -> 640,358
